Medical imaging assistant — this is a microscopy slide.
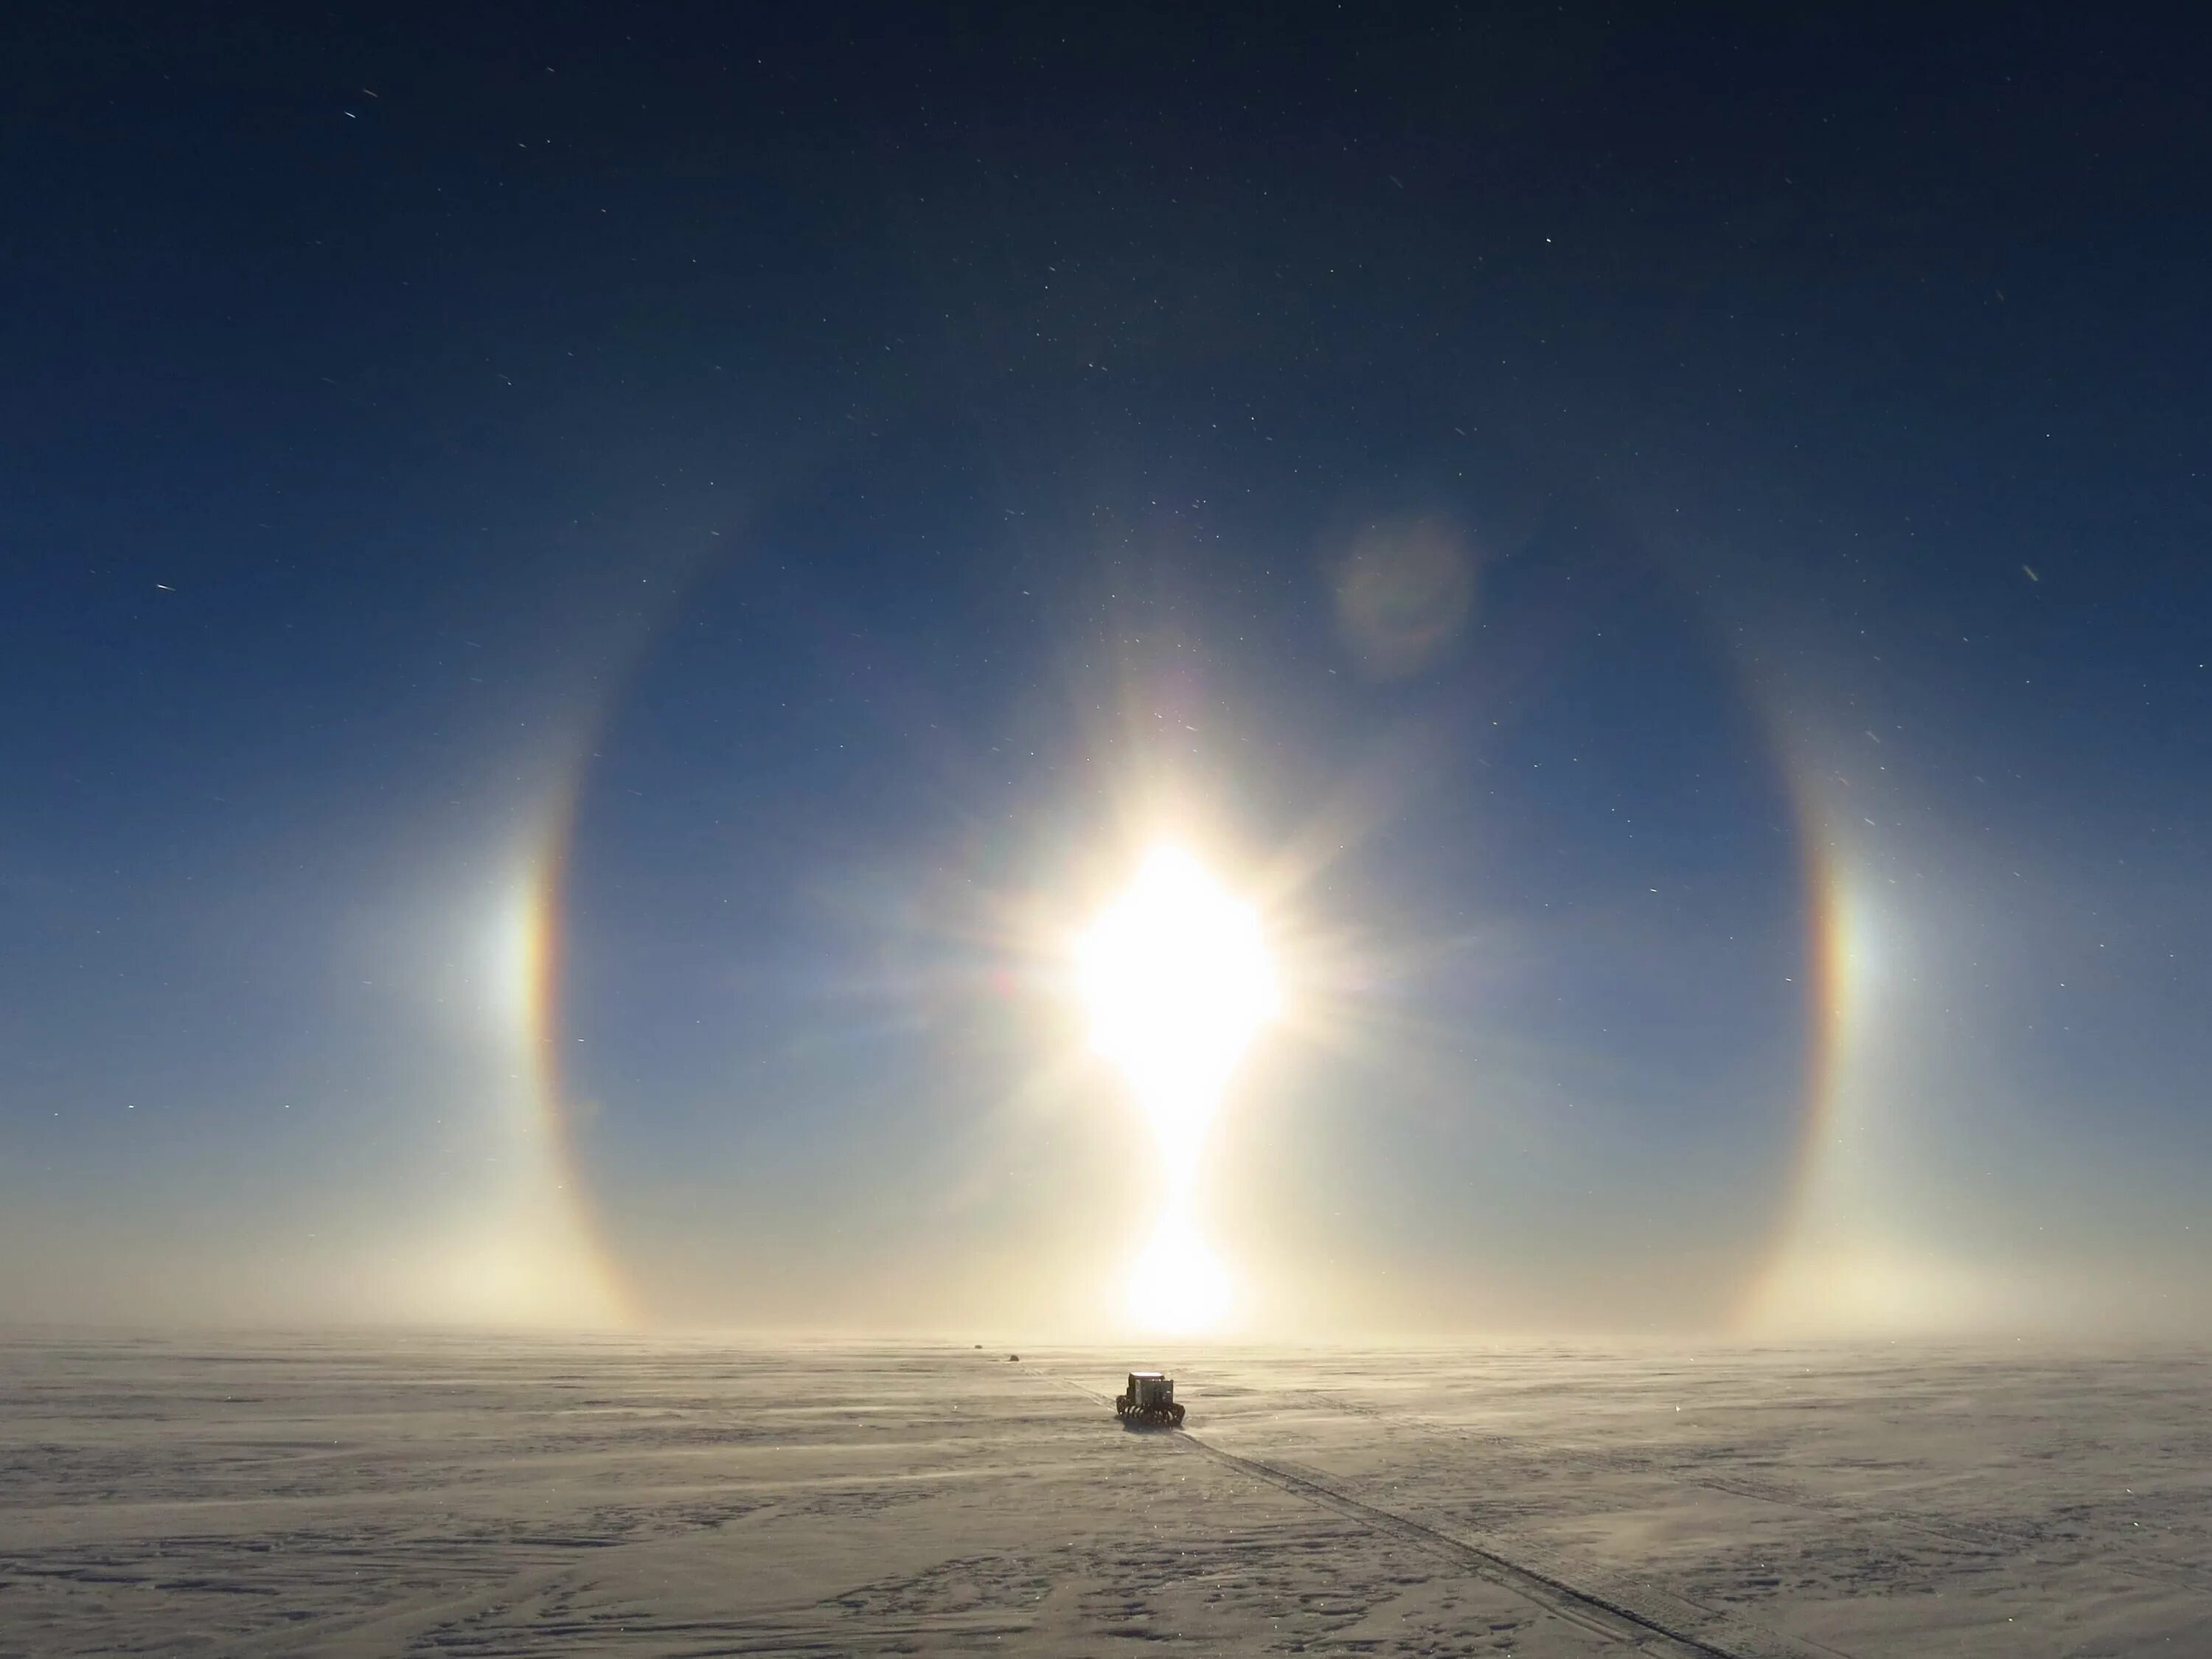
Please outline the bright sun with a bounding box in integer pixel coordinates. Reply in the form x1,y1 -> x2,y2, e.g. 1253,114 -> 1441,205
1079,846 -> 1276,1331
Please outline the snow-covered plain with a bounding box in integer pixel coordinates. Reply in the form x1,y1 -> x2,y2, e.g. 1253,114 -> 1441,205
1,1335 -> 2206,1655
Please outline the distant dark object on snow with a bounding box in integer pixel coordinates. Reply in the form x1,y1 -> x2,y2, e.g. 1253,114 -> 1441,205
1008,1353 -> 1019,1361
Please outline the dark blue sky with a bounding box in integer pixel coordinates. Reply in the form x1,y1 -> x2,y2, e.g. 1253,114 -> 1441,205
3,3 -> 2208,1332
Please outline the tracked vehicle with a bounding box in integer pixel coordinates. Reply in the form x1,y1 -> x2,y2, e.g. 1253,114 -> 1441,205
1115,1371 -> 1185,1427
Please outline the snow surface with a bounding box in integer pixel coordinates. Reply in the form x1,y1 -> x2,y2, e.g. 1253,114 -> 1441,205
1,1335 -> 2207,1655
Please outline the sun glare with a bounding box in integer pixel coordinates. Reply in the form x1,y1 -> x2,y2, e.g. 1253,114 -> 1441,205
1079,846 -> 1276,1332
1127,1211 -> 1231,1333
1079,848 -> 1276,1129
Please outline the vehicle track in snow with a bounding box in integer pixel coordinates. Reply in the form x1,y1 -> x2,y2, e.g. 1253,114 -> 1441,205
1273,1382 -> 2212,1606
1031,1368 -> 1851,1659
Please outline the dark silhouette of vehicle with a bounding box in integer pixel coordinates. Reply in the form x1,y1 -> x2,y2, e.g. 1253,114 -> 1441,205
1115,1371 -> 1185,1427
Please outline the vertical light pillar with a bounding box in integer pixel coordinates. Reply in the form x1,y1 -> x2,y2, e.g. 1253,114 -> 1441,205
1079,848 -> 1276,1332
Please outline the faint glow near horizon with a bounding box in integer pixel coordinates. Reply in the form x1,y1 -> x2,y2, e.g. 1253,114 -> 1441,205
1079,846 -> 1277,1332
